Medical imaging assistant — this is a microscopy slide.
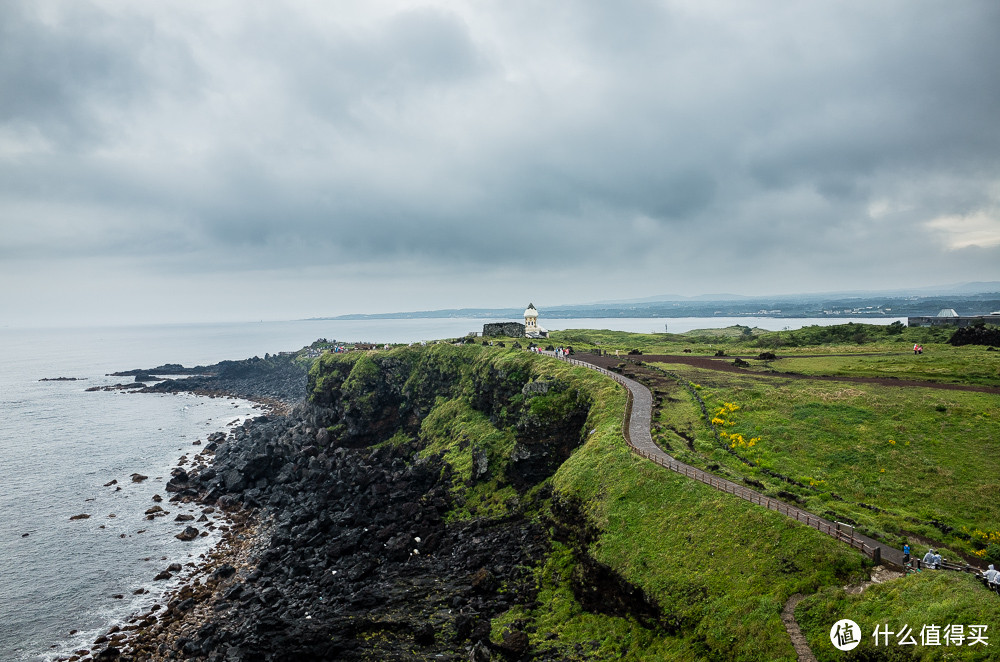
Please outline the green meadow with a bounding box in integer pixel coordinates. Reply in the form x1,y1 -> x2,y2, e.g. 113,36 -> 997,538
648,364 -> 1000,562
745,349 -> 1000,387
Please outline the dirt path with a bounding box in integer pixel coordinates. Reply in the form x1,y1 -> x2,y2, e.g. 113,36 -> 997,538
584,353 -> 1000,394
781,594 -> 818,662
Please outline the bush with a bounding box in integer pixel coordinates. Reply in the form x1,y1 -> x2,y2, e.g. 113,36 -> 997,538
949,323 -> 1000,346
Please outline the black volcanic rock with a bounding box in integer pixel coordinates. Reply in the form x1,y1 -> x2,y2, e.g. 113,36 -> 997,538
123,403 -> 554,660
175,526 -> 199,541
949,323 -> 1000,346
113,347 -> 622,661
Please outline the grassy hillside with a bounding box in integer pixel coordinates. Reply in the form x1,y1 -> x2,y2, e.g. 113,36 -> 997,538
306,336 -> 1000,660
797,571 -> 999,661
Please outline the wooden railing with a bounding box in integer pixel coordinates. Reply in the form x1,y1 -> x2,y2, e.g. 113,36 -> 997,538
552,352 -> 881,562
629,445 -> 877,559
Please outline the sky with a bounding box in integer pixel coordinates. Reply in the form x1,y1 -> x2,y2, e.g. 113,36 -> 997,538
2,0 -> 999,326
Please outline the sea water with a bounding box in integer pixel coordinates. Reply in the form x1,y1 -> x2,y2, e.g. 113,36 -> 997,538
0,316 -> 901,659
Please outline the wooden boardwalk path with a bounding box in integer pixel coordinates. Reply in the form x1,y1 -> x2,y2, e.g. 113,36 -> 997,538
553,353 -> 903,567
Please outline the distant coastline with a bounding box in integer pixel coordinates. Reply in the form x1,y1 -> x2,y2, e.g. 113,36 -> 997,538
312,289 -> 1000,322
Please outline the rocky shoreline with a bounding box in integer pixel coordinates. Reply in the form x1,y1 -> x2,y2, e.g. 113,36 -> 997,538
88,353 -> 309,406
62,350 -> 565,661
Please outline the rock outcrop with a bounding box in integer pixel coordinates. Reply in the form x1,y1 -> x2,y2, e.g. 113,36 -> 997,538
105,346 -> 642,661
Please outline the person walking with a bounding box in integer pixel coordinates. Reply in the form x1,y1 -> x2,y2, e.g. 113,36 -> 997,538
903,543 -> 911,565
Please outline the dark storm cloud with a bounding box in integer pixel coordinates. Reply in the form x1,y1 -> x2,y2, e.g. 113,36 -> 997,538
2,0 -> 1000,325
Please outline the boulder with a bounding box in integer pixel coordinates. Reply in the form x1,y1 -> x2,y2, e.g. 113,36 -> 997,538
212,564 -> 236,580
413,622 -> 435,646
165,469 -> 190,492
175,526 -> 199,541
501,630 -> 529,655
472,447 -> 489,480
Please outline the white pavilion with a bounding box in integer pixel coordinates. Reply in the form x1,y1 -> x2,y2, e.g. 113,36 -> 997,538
524,303 -> 548,338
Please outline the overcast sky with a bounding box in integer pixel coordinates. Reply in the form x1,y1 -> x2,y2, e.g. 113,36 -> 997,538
2,0 -> 999,326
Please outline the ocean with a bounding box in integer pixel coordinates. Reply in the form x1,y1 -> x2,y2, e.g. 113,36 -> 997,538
0,316 -> 902,659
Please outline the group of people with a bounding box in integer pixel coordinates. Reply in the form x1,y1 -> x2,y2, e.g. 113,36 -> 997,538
526,345 -> 571,358
921,547 -> 944,569
908,546 -> 1000,593
913,344 -> 924,354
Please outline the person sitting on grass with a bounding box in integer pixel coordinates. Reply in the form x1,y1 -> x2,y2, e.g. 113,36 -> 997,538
985,564 -> 999,586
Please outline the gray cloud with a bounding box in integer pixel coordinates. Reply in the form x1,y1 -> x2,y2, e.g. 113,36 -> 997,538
2,0 -> 999,324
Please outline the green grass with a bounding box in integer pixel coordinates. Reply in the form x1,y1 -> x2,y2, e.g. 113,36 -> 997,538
797,571 -> 1000,661
749,346 -> 1000,387
504,542 -> 701,660
648,362 -> 1000,562
533,386 -> 871,661
308,338 -> 1000,660
417,396 -> 519,521
546,323 -> 961,357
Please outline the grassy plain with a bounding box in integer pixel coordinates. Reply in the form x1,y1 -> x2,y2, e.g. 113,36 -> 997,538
752,349 -> 1000,387
650,365 -> 1000,558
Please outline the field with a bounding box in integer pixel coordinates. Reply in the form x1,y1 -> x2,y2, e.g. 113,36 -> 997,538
648,364 -> 1000,561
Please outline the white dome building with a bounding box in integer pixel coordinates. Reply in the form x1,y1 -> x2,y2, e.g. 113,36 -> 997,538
524,303 -> 548,338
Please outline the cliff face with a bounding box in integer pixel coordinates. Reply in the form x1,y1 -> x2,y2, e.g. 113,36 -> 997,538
131,345 -> 611,661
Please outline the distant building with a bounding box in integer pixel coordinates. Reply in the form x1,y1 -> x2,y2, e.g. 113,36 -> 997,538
482,303 -> 549,338
524,303 -> 548,338
907,310 -> 1000,328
